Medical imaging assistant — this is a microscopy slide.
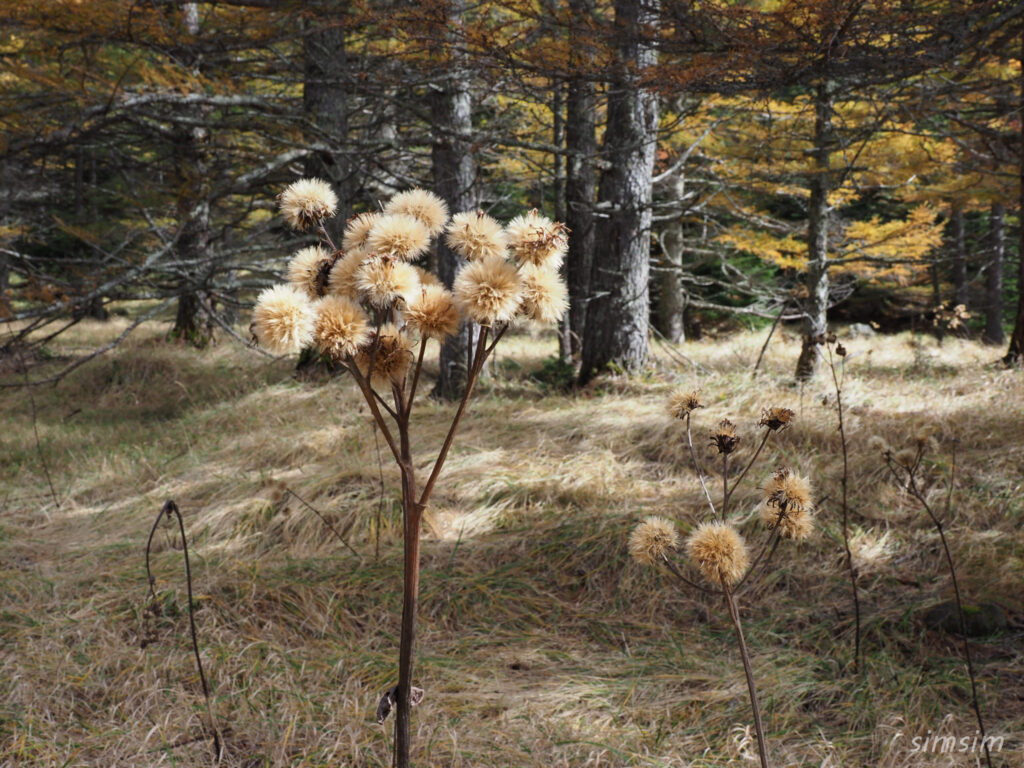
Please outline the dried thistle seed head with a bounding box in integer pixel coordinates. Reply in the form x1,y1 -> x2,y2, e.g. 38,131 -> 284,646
313,295 -> 371,360
279,178 -> 338,231
445,210 -> 508,262
867,435 -> 890,455
355,323 -> 414,387
384,188 -> 449,237
251,284 -> 316,355
762,468 -> 814,541
709,419 -> 740,455
686,522 -> 749,586
826,331 -> 837,344
628,516 -> 679,566
517,264 -> 568,323
405,284 -> 461,340
505,209 -> 569,268
414,266 -> 442,288
453,255 -> 522,325
355,256 -> 420,309
758,406 -> 794,432
669,390 -> 704,419
835,343 -> 847,357
287,245 -> 331,299
342,211 -> 381,254
327,250 -> 365,300
366,213 -> 430,261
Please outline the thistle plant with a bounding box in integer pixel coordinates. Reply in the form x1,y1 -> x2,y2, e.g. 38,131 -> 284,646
252,179 -> 568,767
631,394 -> 810,768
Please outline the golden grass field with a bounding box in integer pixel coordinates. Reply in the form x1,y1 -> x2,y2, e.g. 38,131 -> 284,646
1,319 -> 1022,767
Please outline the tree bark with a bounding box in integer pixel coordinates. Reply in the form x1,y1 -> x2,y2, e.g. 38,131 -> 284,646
578,0 -> 660,383
431,0 -> 480,401
654,173 -> 687,343
983,202 -> 1005,345
795,82 -> 833,381
565,0 -> 598,360
951,203 -> 968,308
1005,31 -> 1024,365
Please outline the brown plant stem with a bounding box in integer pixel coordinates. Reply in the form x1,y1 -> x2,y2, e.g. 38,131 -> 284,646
727,430 -> 770,505
722,581 -> 770,768
685,413 -> 718,520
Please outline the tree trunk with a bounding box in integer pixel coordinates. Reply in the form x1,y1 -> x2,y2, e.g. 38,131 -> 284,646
984,202 -> 1005,345
654,173 -> 687,343
578,0 -> 660,383
431,0 -> 480,401
951,203 -> 968,308
795,83 -> 833,381
303,4 -> 352,229
553,80 -> 572,360
564,0 -> 598,361
1005,32 -> 1024,365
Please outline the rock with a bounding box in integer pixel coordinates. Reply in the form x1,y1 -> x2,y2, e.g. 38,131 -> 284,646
922,601 -> 1008,637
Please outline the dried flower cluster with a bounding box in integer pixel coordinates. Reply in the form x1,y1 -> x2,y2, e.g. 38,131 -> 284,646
251,180 -> 570,377
762,467 -> 814,541
628,516 -> 679,565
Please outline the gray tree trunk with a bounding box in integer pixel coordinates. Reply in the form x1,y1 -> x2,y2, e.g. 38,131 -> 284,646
565,0 -> 598,360
984,202 -> 1005,345
1006,40 -> 1024,365
303,4 -> 352,228
431,0 -> 480,399
951,203 -> 968,308
654,173 -> 687,343
578,0 -> 660,383
795,83 -> 834,381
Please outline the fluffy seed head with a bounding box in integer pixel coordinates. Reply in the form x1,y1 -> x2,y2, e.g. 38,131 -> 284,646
628,516 -> 679,566
710,419 -> 740,455
327,250 -> 366,299
686,522 -> 749,586
445,210 -> 508,262
505,209 -> 569,268
406,285 -> 461,339
287,245 -> 331,299
342,212 -> 382,254
366,213 -> 430,261
415,266 -> 443,288
669,390 -> 704,419
517,264 -> 568,323
384,189 -> 449,236
762,467 -> 814,541
313,296 -> 371,360
355,323 -> 414,387
279,178 -> 337,231
355,256 -> 420,308
453,255 -> 522,325
759,406 -> 795,432
251,284 -> 316,355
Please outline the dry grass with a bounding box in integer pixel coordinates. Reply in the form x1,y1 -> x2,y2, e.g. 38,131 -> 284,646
1,319 -> 1022,766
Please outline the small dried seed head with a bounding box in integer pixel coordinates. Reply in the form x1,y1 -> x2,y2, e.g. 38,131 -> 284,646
366,213 -> 430,261
384,188 -> 450,237
342,212 -> 381,255
445,210 -> 508,262
279,178 -> 338,231
710,419 -> 740,455
669,390 -> 704,420
287,245 -> 331,299
251,284 -> 316,355
517,264 -> 568,323
762,468 -> 814,541
327,250 -> 366,300
686,522 -> 749,586
355,256 -> 420,309
405,285 -> 461,340
628,516 -> 679,566
758,406 -> 794,432
313,296 -> 371,361
453,255 -> 522,325
355,323 -> 415,387
505,209 -> 568,268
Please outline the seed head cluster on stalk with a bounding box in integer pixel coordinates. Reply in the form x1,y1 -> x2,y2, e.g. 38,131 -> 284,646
630,391 -> 814,768
251,178 -> 568,768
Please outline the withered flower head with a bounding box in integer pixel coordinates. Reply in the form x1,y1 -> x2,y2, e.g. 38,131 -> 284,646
762,468 -> 814,541
313,296 -> 371,361
384,188 -> 449,237
453,255 -> 522,325
445,210 -> 508,262
628,516 -> 679,566
826,331 -> 837,344
709,419 -> 740,455
279,178 -> 337,231
669,390 -> 704,420
251,284 -> 316,355
355,323 -> 414,388
835,343 -> 847,357
505,209 -> 569,268
327,250 -> 365,300
287,245 -> 332,299
405,285 -> 461,340
758,406 -> 794,432
366,213 -> 430,262
686,522 -> 749,586
342,211 -> 381,255
517,264 -> 568,323
355,256 -> 420,308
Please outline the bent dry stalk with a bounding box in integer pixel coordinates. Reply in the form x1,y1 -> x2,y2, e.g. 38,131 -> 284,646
630,395 -> 810,768
250,181 -> 569,767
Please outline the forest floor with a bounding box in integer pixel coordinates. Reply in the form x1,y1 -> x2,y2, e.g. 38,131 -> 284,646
1,319 -> 1023,767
